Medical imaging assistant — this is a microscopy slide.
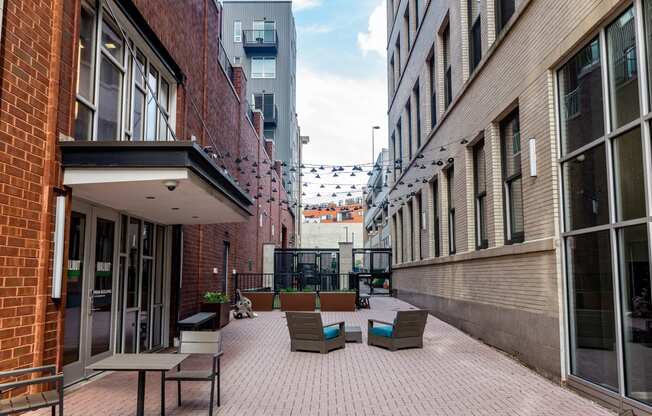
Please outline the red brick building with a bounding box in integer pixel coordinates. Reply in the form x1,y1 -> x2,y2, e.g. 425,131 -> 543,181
0,0 -> 294,385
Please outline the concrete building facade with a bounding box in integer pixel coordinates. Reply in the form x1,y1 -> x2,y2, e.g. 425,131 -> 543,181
0,0 -> 294,388
387,0 -> 652,413
221,0 -> 300,210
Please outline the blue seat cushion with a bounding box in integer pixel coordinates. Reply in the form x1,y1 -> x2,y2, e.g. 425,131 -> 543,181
323,326 -> 340,340
370,324 -> 393,338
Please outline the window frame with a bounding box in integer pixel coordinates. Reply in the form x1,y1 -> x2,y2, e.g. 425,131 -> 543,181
474,138 -> 489,249
74,0 -> 176,142
251,56 -> 276,79
447,165 -> 456,254
442,24 -> 452,109
234,20 -> 242,43
500,108 -> 524,244
495,0 -> 516,36
432,178 -> 441,257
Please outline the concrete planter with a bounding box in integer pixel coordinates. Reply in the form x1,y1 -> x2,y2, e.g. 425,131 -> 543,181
280,292 -> 316,311
200,302 -> 231,328
244,292 -> 275,311
319,292 -> 356,312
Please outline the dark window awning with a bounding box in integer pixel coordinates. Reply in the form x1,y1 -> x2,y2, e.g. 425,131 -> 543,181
60,141 -> 253,225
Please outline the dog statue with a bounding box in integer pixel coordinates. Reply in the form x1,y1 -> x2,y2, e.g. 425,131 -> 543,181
233,289 -> 257,319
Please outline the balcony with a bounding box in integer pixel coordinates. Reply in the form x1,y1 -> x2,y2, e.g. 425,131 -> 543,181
262,104 -> 278,127
243,30 -> 278,54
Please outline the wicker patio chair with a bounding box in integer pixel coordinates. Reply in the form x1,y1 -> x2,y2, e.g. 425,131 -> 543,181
165,331 -> 223,416
0,365 -> 63,415
286,312 -> 346,354
368,310 -> 428,351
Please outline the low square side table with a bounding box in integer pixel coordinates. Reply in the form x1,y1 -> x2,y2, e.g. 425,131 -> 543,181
345,325 -> 362,343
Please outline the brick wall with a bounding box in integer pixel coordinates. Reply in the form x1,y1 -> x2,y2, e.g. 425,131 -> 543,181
0,0 -> 295,377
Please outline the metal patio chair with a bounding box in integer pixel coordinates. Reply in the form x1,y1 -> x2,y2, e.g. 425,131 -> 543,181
165,331 -> 222,416
0,365 -> 63,415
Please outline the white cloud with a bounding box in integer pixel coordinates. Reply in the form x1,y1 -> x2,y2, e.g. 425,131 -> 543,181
297,66 -> 388,169
297,23 -> 334,34
357,0 -> 387,58
293,0 -> 322,11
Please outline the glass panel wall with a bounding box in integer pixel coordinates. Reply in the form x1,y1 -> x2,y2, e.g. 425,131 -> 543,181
558,2 -> 652,406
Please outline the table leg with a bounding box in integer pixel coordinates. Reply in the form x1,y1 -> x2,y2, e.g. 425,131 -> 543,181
161,371 -> 166,416
137,371 -> 146,416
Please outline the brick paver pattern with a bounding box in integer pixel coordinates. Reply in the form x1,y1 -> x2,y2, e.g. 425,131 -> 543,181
28,297 -> 613,415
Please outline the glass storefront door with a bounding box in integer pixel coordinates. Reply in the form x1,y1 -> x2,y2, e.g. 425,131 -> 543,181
63,202 -> 118,384
63,202 -> 170,384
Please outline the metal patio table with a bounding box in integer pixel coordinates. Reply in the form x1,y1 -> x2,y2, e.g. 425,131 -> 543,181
87,353 -> 189,416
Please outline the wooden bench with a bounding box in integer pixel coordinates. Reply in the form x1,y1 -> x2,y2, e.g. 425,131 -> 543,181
178,312 -> 216,332
0,365 -> 63,415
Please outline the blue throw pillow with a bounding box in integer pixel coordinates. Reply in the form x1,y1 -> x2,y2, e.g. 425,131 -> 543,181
323,326 -> 340,340
370,324 -> 393,338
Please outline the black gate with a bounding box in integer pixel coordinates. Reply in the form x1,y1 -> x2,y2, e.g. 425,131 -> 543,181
274,248 -> 340,292
350,248 -> 392,297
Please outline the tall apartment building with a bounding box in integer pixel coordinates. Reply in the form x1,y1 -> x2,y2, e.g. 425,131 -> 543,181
0,0 -> 294,387
387,0 -> 652,414
364,149 -> 391,249
222,0 -> 300,210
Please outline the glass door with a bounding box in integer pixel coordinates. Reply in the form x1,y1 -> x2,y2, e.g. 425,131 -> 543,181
63,207 -> 91,384
86,207 -> 119,366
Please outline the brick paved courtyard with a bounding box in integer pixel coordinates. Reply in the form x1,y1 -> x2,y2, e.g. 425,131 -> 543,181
28,297 -> 613,415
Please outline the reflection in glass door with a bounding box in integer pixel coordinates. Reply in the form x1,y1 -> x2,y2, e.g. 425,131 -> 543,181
89,217 -> 115,358
63,211 -> 87,382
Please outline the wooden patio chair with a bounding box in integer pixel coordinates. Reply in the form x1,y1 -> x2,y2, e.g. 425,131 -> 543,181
368,310 -> 428,351
286,312 -> 345,354
0,365 -> 63,415
165,331 -> 223,416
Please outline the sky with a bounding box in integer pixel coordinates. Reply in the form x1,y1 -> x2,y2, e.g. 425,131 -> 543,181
293,0 -> 388,170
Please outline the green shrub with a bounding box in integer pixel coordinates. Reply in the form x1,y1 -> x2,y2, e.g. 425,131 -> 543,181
203,291 -> 229,304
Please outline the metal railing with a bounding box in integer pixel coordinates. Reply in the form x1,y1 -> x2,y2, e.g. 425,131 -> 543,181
218,40 -> 234,83
243,29 -> 278,45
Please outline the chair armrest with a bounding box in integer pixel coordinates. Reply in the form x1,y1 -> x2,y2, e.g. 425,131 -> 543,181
0,374 -> 63,392
212,350 -> 224,359
368,319 -> 393,327
0,365 -> 56,378
323,321 -> 345,329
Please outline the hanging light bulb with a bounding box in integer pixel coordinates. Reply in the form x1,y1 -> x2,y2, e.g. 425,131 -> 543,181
440,146 -> 446,152
335,185 -> 341,189
310,167 -> 317,173
315,174 -> 321,179
320,184 -> 325,188
333,173 -> 339,177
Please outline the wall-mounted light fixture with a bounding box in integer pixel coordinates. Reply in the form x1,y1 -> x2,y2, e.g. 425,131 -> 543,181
51,194 -> 66,299
529,138 -> 537,177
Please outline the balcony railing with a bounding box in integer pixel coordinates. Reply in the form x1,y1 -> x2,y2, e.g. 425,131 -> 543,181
243,30 -> 278,54
218,40 -> 234,84
262,104 -> 278,126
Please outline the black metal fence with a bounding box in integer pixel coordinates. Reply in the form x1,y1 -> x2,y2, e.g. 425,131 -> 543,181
217,40 -> 234,83
234,272 -> 346,299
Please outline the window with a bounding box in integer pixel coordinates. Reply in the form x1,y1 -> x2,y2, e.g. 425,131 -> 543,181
73,1 -> 175,142
429,52 -> 437,129
389,56 -> 396,95
474,139 -> 488,249
407,200 -> 414,261
495,0 -> 515,35
500,109 -> 524,243
253,93 -> 275,121
234,20 -> 242,43
442,24 -> 452,109
468,0 -> 482,72
395,37 -> 401,76
432,179 -> 441,257
558,38 -> 604,155
251,57 -> 276,79
558,6 -> 652,402
414,0 -> 420,28
404,9 -> 411,49
398,209 -> 405,262
417,192 -> 426,260
607,8 -> 639,129
406,101 -> 413,159
253,20 -> 276,43
413,82 -> 421,149
447,165 -> 456,254
391,132 -> 397,180
263,129 -> 275,140
396,120 -> 403,172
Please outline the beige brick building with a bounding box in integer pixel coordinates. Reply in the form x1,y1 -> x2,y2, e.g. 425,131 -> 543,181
387,0 -> 652,414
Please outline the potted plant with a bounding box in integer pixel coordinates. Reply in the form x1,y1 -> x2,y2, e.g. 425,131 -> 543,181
242,289 -> 275,311
319,289 -> 356,312
201,292 -> 231,328
280,288 -> 316,311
